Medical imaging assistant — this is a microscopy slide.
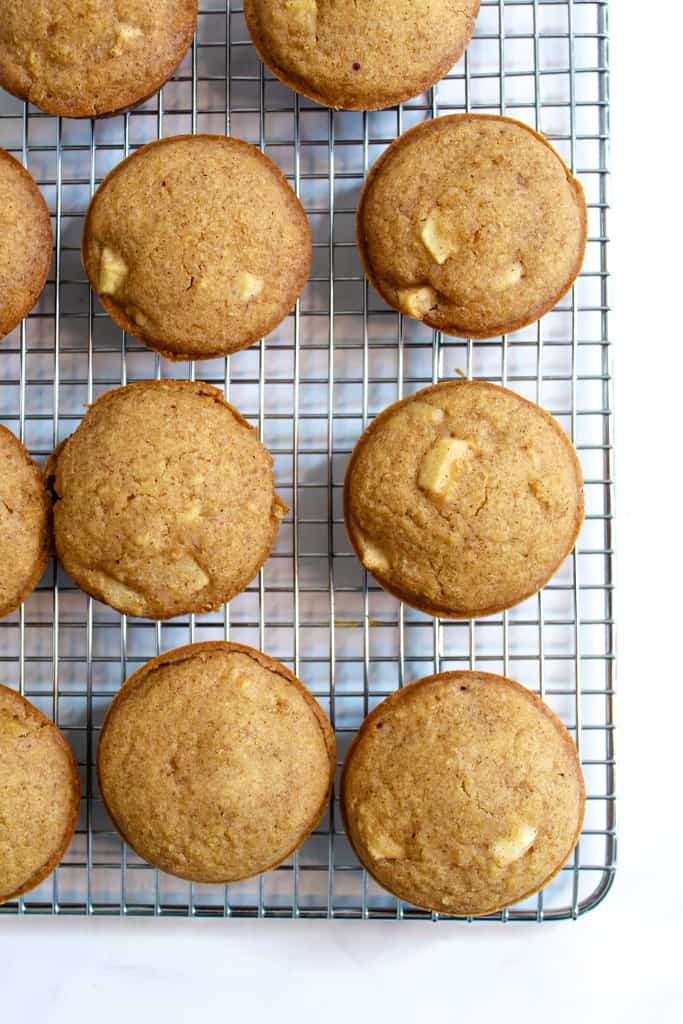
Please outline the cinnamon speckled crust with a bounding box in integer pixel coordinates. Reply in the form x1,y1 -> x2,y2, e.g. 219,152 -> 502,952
0,1 -> 197,119
357,115 -> 587,338
244,0 -> 479,111
0,147 -> 52,340
0,425 -> 51,620
81,135 -> 311,361
97,642 -> 336,883
344,381 -> 584,619
47,381 -> 288,620
0,684 -> 80,905
341,671 -> 585,916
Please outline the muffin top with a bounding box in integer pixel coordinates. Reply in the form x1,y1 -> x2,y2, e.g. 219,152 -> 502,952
97,642 -> 336,883
0,425 -> 51,620
82,135 -> 311,360
341,671 -> 585,916
0,147 -> 52,340
0,684 -> 80,905
0,0 -> 197,118
344,381 -> 584,618
244,0 -> 479,111
48,381 -> 287,620
357,115 -> 587,338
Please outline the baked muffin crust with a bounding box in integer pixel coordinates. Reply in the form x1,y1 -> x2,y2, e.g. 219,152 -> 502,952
341,671 -> 585,915
0,684 -> 80,905
0,147 -> 52,340
244,0 -> 479,111
98,642 -> 336,883
344,381 -> 584,618
0,424 -> 51,620
0,0 -> 197,118
47,381 -> 287,620
82,135 -> 311,360
357,115 -> 587,338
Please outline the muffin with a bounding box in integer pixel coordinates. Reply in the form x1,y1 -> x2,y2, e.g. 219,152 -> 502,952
356,114 -> 587,338
0,147 -> 52,340
341,671 -> 585,916
97,642 -> 336,883
0,1 -> 197,118
0,684 -> 80,905
46,381 -> 287,620
243,0 -> 479,111
0,425 -> 51,619
81,134 -> 311,361
344,380 -> 584,619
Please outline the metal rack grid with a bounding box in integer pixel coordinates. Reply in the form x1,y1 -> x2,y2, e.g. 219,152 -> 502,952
0,0 -> 614,920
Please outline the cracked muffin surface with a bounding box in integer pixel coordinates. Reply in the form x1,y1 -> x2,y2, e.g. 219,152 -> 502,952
0,424 -> 51,620
357,115 -> 587,338
47,380 -> 287,620
0,684 -> 80,905
0,147 -> 52,341
81,134 -> 311,360
0,0 -> 197,118
341,671 -> 585,915
244,0 -> 479,111
344,380 -> 584,618
97,642 -> 336,883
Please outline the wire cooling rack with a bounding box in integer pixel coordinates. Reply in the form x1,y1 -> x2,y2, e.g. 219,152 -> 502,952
0,0 -> 613,920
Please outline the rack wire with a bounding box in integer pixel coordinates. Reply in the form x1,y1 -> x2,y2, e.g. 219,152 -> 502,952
0,0 -> 614,920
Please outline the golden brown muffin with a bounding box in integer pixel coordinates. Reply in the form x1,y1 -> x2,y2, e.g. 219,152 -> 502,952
0,684 -> 80,905
81,134 -> 311,361
0,147 -> 52,340
244,0 -> 479,111
341,671 -> 585,916
344,381 -> 584,619
357,114 -> 587,338
0,424 -> 51,620
0,1 -> 197,119
47,381 -> 287,620
97,642 -> 336,883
